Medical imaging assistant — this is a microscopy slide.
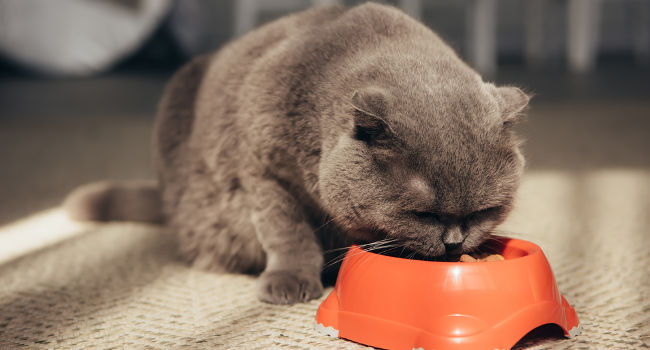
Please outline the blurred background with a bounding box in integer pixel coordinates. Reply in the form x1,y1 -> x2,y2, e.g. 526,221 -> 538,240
1,0 -> 649,225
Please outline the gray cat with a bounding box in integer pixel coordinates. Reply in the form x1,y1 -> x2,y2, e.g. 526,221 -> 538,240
65,3 -> 530,304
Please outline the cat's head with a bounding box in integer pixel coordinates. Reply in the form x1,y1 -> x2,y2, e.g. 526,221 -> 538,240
320,71 -> 530,257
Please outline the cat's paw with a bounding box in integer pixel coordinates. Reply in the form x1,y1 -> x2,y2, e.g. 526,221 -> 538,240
257,270 -> 323,304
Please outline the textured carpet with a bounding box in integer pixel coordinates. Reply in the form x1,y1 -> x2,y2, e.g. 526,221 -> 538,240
1,169 -> 649,349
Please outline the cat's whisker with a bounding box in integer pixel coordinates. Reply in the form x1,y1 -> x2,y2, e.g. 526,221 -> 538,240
322,238 -> 397,254
312,216 -> 337,234
363,244 -> 400,255
353,238 -> 398,250
322,246 -> 353,254
321,240 -> 400,270
312,211 -> 357,235
323,247 -> 368,270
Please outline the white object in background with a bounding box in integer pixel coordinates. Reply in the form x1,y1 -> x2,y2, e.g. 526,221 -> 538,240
466,0 -> 498,75
567,0 -> 602,72
0,0 -> 171,77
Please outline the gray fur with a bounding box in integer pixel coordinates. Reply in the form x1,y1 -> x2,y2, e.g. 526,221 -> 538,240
65,3 -> 530,304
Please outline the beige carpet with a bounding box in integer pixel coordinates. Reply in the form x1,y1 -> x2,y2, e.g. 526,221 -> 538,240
1,169 -> 649,349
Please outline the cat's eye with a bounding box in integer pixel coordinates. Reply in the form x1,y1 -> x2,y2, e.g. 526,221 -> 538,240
468,206 -> 502,220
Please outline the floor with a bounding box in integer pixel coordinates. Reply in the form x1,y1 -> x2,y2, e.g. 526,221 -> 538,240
0,66 -> 649,225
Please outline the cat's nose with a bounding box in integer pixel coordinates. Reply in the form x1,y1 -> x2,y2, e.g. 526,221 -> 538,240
442,227 -> 465,255
444,242 -> 463,255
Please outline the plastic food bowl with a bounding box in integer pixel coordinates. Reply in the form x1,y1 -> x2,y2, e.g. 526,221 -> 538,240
315,236 -> 580,350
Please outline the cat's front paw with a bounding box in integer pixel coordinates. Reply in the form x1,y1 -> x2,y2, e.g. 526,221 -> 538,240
257,270 -> 323,304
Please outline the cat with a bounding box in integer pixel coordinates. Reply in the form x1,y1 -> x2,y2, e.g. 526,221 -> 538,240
64,3 -> 530,305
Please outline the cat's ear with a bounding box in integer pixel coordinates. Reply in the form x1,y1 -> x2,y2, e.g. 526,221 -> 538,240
351,87 -> 393,145
495,86 -> 531,126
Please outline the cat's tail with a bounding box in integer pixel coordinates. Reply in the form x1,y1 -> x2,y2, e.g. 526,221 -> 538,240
63,181 -> 163,223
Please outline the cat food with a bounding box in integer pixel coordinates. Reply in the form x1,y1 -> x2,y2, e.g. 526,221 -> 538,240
459,253 -> 504,262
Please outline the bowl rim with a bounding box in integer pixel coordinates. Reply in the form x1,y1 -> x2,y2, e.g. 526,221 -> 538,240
349,236 -> 542,265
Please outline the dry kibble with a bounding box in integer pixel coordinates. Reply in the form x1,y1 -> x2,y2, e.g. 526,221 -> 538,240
483,254 -> 505,262
459,253 -> 504,262
459,254 -> 477,262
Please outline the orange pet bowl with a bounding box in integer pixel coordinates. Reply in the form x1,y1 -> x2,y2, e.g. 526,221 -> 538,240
315,237 -> 580,350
